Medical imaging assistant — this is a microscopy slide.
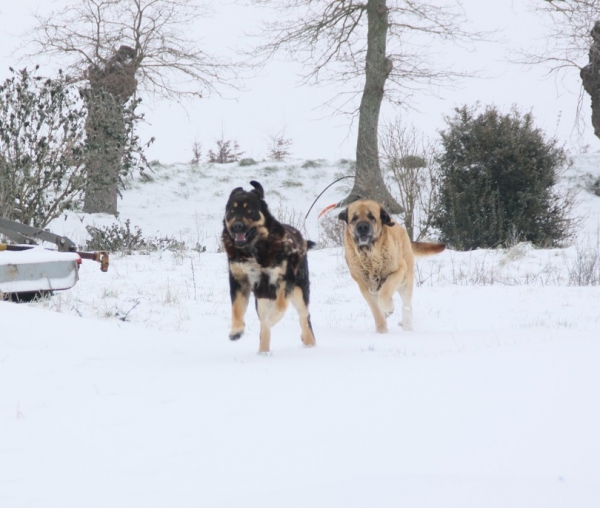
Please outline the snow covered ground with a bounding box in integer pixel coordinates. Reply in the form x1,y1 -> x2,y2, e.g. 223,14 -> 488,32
2,154 -> 600,507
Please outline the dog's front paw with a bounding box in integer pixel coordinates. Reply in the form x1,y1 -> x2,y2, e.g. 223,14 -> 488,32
229,328 -> 244,341
379,297 -> 394,317
376,323 -> 388,333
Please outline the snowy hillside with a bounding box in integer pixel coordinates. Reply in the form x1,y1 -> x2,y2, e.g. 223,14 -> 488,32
1,154 -> 600,507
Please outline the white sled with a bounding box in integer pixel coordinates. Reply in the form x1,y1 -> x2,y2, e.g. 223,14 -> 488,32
0,217 -> 108,298
0,246 -> 81,293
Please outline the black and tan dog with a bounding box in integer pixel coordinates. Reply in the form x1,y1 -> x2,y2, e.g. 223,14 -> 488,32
222,181 -> 316,353
338,199 -> 445,333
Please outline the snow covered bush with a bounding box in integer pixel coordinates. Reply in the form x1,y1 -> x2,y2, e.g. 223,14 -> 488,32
0,67 -> 87,228
85,219 -> 190,254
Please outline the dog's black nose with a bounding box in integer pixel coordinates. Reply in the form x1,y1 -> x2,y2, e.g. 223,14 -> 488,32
231,221 -> 245,233
356,222 -> 371,235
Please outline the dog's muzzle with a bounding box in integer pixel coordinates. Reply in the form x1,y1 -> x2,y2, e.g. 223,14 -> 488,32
354,221 -> 374,247
230,221 -> 255,247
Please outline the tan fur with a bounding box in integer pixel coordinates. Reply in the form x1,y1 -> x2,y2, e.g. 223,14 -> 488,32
223,181 -> 316,353
224,212 -> 268,240
340,199 -> 445,333
230,290 -> 250,338
256,283 -> 290,352
289,287 -> 316,347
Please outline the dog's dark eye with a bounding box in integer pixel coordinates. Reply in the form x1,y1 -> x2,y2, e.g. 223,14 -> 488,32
351,215 -> 358,223
367,212 -> 376,222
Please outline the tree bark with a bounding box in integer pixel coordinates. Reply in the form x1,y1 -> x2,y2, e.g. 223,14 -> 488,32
342,0 -> 402,213
581,21 -> 600,141
83,46 -> 138,215
82,90 -> 125,215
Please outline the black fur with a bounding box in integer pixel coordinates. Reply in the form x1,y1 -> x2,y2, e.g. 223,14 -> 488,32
222,181 -> 316,350
379,206 -> 395,227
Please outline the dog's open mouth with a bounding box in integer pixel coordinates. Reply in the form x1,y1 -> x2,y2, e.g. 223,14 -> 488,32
356,234 -> 373,247
232,227 -> 256,247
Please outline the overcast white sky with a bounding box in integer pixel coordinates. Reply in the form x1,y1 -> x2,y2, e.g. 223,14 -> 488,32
0,0 -> 596,164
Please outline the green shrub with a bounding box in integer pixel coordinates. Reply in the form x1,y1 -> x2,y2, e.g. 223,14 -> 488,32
85,219 -> 194,254
435,105 -> 574,250
282,179 -> 302,188
239,158 -> 257,167
301,160 -> 321,168
262,165 -> 280,174
0,68 -> 87,228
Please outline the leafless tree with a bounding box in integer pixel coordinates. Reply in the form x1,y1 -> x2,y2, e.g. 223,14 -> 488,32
267,129 -> 293,160
23,0 -> 237,214
207,137 -> 244,164
250,0 -> 483,212
524,1 -> 600,141
380,118 -> 440,241
190,141 -> 203,165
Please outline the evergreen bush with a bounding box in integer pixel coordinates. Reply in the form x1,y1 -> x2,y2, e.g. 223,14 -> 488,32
0,68 -> 87,228
435,105 -> 574,250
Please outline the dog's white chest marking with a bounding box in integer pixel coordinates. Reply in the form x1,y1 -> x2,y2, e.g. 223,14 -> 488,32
230,260 -> 261,287
230,260 -> 286,289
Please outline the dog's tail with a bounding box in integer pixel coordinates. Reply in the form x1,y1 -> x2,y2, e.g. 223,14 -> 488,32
307,240 -> 317,250
411,241 -> 446,257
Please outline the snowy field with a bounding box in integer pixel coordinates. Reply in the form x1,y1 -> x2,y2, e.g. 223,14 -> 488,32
2,154 -> 600,507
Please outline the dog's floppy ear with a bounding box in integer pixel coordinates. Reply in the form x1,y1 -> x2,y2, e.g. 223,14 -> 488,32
338,208 -> 348,223
380,206 -> 395,227
228,186 -> 244,199
249,180 -> 264,200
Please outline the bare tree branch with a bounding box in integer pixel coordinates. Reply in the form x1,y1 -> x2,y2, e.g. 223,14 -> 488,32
520,0 -> 600,73
246,0 -> 488,213
521,1 -> 600,141
248,0 -> 487,107
19,0 -> 240,99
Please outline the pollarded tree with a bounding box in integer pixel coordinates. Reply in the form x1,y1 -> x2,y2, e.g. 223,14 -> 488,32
525,1 -> 600,142
24,0 -> 237,215
435,104 -> 574,250
251,0 -> 483,212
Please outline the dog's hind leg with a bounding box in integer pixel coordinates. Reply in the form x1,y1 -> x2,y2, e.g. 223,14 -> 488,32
290,286 -> 316,347
397,275 -> 414,331
256,285 -> 289,353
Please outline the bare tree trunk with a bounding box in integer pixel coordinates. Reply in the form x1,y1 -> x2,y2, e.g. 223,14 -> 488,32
581,21 -> 600,141
343,0 -> 402,213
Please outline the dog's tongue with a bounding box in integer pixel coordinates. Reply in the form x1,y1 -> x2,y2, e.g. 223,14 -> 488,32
235,232 -> 246,242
